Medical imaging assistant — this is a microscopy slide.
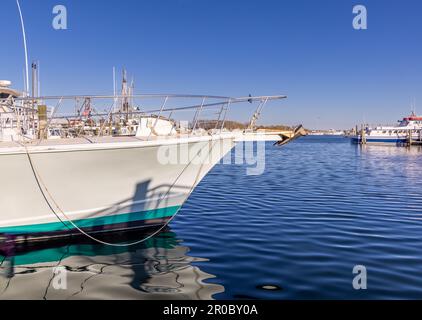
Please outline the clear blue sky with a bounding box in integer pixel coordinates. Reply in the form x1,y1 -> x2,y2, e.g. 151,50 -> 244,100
2,0 -> 422,129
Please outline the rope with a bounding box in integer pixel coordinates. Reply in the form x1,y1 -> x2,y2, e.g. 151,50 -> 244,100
22,138 -> 219,247
24,146 -> 72,232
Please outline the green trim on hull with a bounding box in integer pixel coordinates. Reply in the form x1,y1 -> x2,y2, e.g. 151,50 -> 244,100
0,206 -> 180,235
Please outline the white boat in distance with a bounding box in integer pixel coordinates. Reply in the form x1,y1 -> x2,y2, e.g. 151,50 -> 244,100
309,129 -> 344,136
351,112 -> 422,145
0,77 -> 304,243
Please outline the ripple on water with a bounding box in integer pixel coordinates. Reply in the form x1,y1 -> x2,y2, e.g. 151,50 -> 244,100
173,137 -> 422,299
2,137 -> 422,299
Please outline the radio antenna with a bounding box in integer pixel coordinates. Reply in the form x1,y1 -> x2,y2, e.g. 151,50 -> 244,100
16,0 -> 29,97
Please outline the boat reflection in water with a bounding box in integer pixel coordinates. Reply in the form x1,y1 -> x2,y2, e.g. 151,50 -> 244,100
0,229 -> 223,300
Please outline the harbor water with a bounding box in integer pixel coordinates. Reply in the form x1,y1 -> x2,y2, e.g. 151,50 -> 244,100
1,136 -> 422,299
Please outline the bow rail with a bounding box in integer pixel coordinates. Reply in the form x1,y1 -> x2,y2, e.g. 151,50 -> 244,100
0,93 -> 288,142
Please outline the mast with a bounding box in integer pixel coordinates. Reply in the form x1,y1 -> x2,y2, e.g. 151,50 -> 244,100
130,77 -> 135,111
31,61 -> 38,99
121,69 -> 129,120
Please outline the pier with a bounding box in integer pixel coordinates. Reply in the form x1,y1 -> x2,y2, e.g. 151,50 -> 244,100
351,124 -> 367,145
407,130 -> 422,146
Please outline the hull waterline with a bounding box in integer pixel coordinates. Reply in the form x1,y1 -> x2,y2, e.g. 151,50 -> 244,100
351,137 -> 408,145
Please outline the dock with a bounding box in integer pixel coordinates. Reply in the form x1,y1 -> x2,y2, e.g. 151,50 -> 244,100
407,130 -> 422,146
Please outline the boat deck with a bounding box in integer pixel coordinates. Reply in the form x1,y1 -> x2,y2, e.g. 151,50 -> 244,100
0,136 -> 137,149
0,129 -> 298,154
0,134 -> 206,149
0,133 -> 240,154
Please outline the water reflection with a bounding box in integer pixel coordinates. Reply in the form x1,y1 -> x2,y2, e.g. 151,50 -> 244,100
356,144 -> 422,181
0,229 -> 224,300
358,144 -> 422,156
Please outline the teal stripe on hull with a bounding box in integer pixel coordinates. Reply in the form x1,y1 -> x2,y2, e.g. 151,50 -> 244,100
0,206 -> 181,235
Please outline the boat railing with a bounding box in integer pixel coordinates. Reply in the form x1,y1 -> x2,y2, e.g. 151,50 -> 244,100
1,94 -> 287,142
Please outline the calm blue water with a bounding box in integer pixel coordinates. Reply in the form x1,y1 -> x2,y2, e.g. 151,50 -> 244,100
175,136 -> 422,299
2,136 -> 422,299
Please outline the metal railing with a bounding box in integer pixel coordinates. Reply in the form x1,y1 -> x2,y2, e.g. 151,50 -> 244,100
1,94 -> 287,141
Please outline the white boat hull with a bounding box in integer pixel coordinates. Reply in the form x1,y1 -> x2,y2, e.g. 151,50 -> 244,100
0,135 -> 237,239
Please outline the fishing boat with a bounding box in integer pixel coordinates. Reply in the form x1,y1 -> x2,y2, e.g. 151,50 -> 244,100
351,112 -> 422,145
0,71 -> 304,244
0,1 -> 305,245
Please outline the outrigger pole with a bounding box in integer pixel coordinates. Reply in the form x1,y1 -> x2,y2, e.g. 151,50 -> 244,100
16,0 -> 30,97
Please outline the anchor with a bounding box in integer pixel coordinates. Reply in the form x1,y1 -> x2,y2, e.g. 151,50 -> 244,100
274,125 -> 308,146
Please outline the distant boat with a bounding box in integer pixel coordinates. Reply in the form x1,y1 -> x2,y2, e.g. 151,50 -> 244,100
351,112 -> 422,145
325,129 -> 345,136
308,129 -> 344,136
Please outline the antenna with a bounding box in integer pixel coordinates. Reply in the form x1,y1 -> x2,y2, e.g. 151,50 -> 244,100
112,67 -> 118,112
37,60 -> 41,97
413,98 -> 416,115
16,0 -> 29,97
113,67 -> 116,96
130,76 -> 135,109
